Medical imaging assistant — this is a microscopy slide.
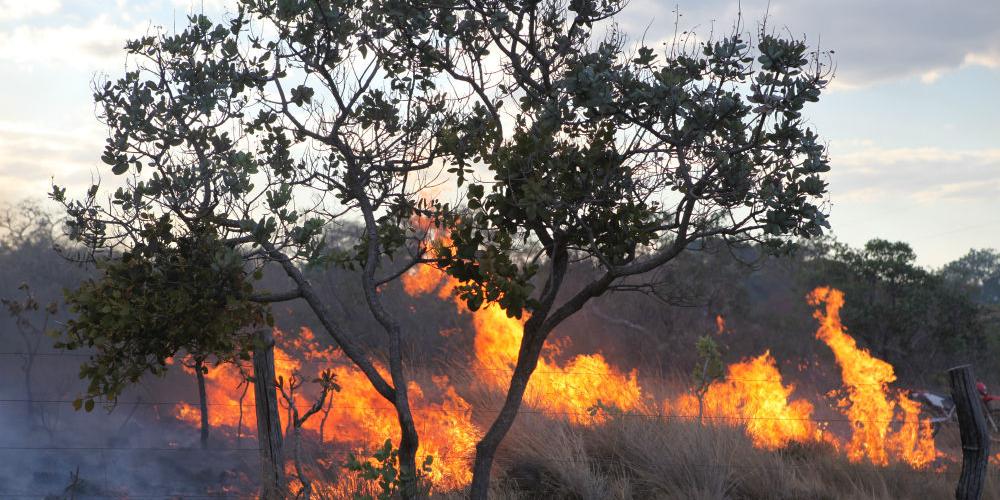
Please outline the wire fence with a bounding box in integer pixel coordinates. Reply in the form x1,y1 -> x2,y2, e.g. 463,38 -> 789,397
0,396 -> 937,425
0,347 -> 972,499
0,350 -> 931,387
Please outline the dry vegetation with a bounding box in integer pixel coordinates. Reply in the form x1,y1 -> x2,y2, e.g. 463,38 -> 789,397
457,413 -> 993,500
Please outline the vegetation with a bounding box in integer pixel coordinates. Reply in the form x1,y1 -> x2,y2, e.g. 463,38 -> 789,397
412,1 -> 832,493
0,1 -> 996,498
44,0 -> 838,495
2,198 -> 1000,497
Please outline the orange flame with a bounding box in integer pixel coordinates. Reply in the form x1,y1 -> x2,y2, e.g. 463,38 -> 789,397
172,327 -> 479,490
808,286 -> 937,468
402,258 -> 644,423
669,351 -> 820,449
715,315 -> 727,335
170,226 -> 942,495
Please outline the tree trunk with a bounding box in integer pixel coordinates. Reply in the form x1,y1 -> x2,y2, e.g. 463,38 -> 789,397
396,409 -> 420,499
195,357 -> 210,449
23,354 -> 34,424
254,329 -> 285,499
469,332 -> 547,500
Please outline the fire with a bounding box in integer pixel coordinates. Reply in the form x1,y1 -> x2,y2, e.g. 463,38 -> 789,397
715,315 -> 727,335
402,259 -> 644,423
669,351 -> 820,449
172,327 -> 479,491
808,286 -> 937,468
170,236 -> 942,495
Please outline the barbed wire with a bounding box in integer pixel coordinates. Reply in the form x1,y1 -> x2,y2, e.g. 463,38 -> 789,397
0,396 -> 940,425
0,351 -> 930,387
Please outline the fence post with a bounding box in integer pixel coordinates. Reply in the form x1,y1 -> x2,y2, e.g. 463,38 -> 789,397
948,364 -> 990,500
254,328 -> 285,499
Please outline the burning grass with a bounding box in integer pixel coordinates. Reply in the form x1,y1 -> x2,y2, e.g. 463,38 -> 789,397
157,252 -> 955,496
470,411 -> 989,500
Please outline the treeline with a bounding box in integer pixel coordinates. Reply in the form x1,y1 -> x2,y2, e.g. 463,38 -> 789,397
2,198 -> 997,393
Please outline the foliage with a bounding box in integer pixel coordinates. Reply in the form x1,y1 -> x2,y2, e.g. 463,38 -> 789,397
941,249 -> 1000,305
427,12 -> 834,321
59,222 -> 268,408
344,439 -> 433,500
804,238 -> 987,369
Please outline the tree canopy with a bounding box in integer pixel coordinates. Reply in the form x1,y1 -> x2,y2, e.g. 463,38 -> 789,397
52,1 -> 835,496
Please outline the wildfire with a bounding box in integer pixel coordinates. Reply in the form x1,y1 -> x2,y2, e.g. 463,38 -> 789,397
808,286 -> 937,468
669,351 -> 820,449
172,327 -> 479,491
401,256 -> 644,423
169,232 -> 942,494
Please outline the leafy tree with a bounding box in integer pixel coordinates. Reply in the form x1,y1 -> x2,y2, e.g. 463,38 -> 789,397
52,2 -> 454,495
808,239 -> 986,375
58,224 -> 265,409
402,2 -> 833,495
941,249 -> 1000,305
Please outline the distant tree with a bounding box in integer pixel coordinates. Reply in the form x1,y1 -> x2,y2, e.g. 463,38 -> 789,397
809,239 -> 986,374
941,249 -> 1000,305
2,283 -> 58,427
402,2 -> 834,495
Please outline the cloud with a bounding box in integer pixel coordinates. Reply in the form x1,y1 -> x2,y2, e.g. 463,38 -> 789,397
0,123 -> 103,204
0,15 -> 146,71
170,0 -> 235,13
830,147 -> 1000,203
617,0 -> 1000,88
0,0 -> 60,22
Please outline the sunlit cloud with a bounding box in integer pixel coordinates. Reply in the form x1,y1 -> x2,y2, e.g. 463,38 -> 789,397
0,15 -> 147,71
619,0 -> 1000,89
830,147 -> 1000,203
0,122 -> 103,204
0,0 -> 61,22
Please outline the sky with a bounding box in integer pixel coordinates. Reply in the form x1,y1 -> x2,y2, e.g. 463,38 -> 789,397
0,0 -> 997,267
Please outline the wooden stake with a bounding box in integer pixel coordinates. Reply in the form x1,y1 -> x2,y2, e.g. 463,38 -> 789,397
949,364 -> 990,500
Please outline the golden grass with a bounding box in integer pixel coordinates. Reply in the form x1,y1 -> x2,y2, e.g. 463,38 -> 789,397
433,410 -> 998,500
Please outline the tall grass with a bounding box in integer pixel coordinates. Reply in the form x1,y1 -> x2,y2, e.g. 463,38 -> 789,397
436,411 -> 996,500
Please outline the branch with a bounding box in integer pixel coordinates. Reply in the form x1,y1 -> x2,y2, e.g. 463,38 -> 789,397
249,289 -> 302,303
260,240 -> 396,401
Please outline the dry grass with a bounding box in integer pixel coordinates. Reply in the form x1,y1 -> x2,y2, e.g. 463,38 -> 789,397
433,411 -> 999,500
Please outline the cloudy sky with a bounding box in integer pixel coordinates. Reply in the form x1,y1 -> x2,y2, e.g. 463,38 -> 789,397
1,0 -> 997,267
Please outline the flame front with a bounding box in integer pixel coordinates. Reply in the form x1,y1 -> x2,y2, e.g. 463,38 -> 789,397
808,286 -> 937,468
402,255 -> 644,423
170,237 -> 941,495
669,351 -> 820,449
172,327 -> 479,491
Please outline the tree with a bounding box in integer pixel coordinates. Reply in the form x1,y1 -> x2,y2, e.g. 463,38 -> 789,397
2,283 -> 58,427
52,2 -> 454,496
941,249 -> 1000,305
402,2 -> 833,495
807,239 -> 987,377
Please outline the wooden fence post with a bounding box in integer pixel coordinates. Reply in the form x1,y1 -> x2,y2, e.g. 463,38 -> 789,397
254,328 -> 286,499
948,364 -> 990,500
